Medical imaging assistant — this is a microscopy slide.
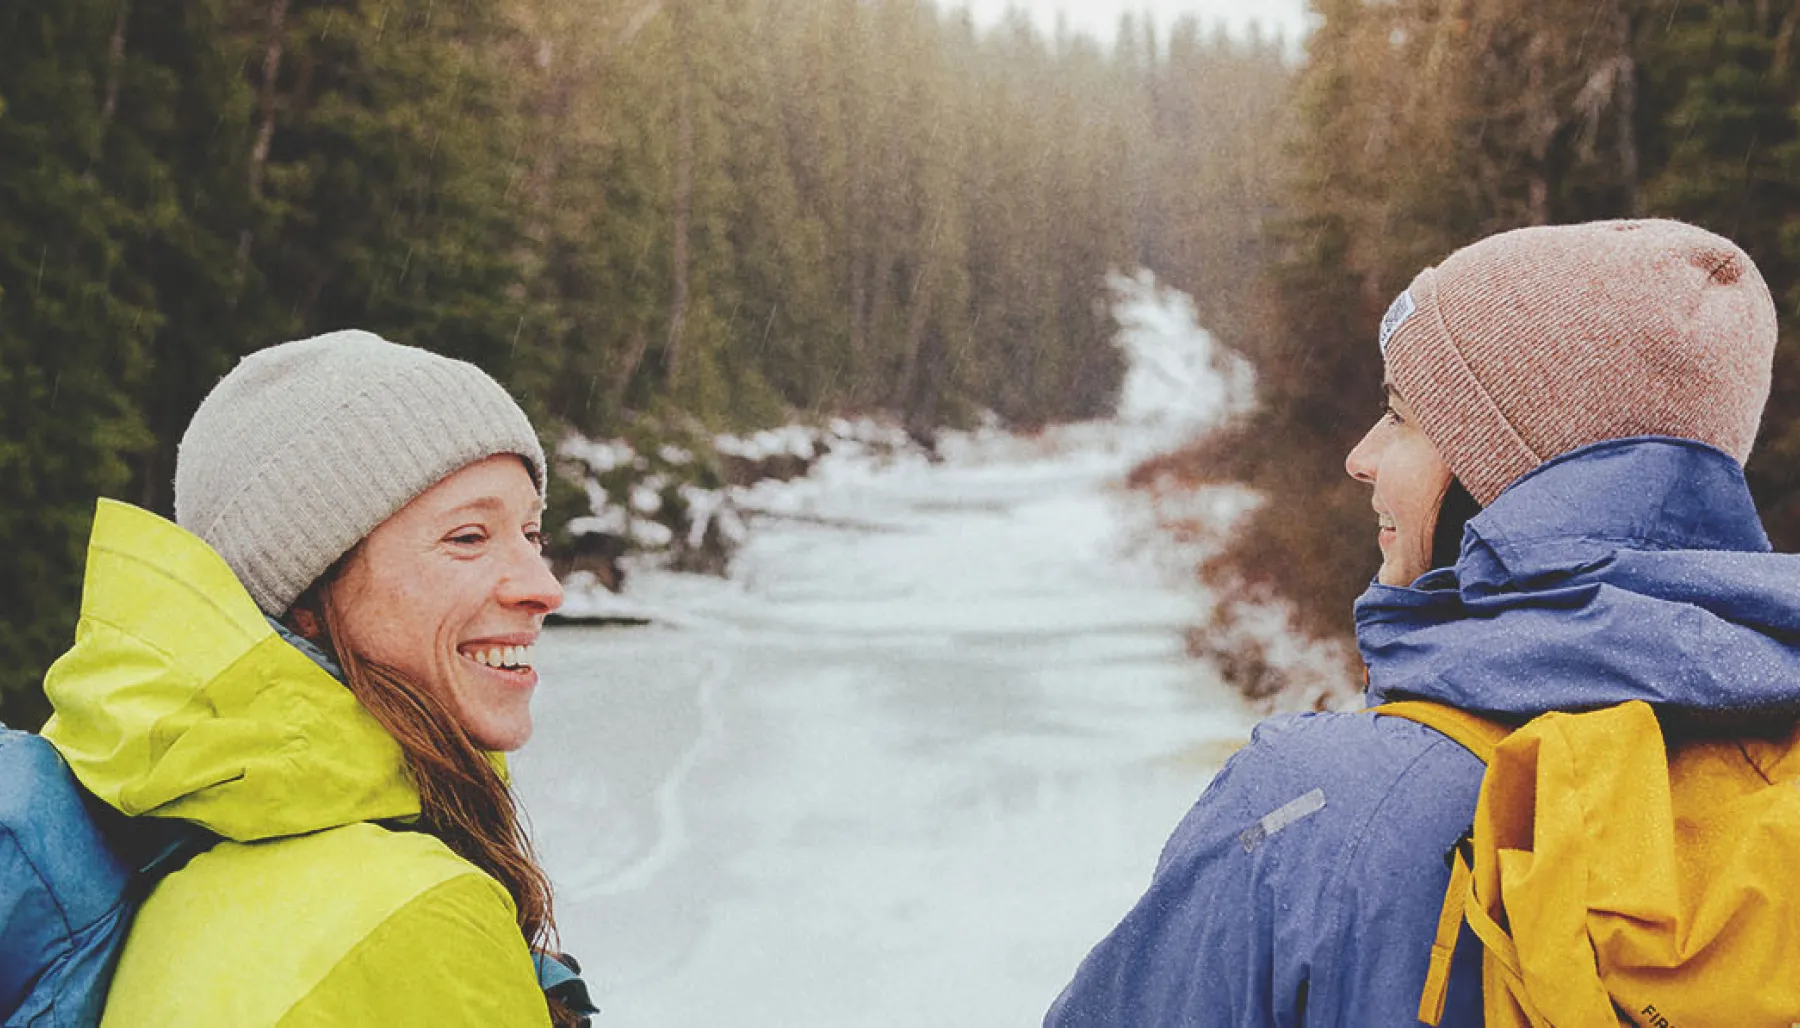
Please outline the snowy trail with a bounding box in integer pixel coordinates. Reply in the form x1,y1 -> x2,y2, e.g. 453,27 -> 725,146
510,274 -> 1262,1025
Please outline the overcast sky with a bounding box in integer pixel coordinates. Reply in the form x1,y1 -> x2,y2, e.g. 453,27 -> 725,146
953,0 -> 1314,50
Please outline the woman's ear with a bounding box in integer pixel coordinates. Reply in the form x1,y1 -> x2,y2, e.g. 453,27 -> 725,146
288,605 -> 324,641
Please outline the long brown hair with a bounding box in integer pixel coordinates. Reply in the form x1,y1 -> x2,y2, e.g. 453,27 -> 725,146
300,579 -> 578,1027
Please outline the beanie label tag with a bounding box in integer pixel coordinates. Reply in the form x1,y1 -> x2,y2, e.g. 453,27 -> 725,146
1378,290 -> 1416,357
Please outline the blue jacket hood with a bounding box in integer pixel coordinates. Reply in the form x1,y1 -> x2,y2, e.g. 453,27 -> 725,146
1357,437 -> 1800,718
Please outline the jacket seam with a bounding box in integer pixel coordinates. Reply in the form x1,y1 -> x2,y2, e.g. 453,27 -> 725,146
275,870 -> 503,1026
86,540 -> 266,646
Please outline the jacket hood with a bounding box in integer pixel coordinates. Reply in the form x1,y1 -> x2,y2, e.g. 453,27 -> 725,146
40,500 -> 421,841
1357,437 -> 1800,719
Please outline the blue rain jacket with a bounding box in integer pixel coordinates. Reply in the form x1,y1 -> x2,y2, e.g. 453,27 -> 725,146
1047,437 -> 1800,1026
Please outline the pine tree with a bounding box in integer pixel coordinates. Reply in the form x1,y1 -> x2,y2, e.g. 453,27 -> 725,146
0,0 -> 1311,727
0,0 -> 156,726
1642,1 -> 1800,543
105,0 -> 270,517
234,0 -> 533,375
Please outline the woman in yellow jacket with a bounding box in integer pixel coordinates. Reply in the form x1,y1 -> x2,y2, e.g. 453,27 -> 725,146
38,330 -> 591,1026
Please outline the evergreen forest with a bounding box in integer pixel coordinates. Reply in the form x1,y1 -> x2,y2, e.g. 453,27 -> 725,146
1135,0 -> 1800,704
5,0 -> 1799,725
0,0 -> 1286,725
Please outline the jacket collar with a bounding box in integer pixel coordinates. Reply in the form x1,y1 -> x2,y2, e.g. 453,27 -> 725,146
41,500 -> 420,841
1357,438 -> 1800,718
1455,437 -> 1768,596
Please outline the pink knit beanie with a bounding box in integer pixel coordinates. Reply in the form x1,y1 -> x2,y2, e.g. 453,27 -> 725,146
1378,219 -> 1779,505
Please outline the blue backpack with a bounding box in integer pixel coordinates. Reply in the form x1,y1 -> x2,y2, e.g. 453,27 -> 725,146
0,726 -> 213,1028
0,726 -> 599,1027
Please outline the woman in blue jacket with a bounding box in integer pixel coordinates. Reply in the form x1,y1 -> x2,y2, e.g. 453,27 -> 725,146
1047,219 -> 1800,1025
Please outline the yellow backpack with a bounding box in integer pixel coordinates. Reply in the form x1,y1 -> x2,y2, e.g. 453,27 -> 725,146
1377,699 -> 1800,1027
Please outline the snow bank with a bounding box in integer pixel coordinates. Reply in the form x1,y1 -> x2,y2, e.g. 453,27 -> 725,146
1113,268 -> 1359,711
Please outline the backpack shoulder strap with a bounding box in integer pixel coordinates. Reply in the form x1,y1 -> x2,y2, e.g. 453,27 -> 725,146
1372,700 -> 1514,1025
1375,699 -> 1511,764
534,951 -> 600,1026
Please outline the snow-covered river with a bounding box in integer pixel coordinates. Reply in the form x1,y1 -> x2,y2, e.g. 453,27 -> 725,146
511,277 -> 1264,1026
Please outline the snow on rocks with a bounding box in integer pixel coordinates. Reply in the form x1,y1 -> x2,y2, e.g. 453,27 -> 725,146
548,418 -> 929,620
561,436 -> 638,476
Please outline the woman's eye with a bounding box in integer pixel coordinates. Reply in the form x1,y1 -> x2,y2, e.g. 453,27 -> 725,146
448,532 -> 487,546
1381,404 -> 1402,424
525,530 -> 546,553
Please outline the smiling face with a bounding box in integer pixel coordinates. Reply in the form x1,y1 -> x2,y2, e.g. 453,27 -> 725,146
322,454 -> 563,751
1344,385 -> 1455,587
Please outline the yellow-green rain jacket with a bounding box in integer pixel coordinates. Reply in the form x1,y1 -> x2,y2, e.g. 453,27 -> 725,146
40,500 -> 551,1027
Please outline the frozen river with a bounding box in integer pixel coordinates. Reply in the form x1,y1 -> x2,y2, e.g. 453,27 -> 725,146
511,279 -> 1264,1025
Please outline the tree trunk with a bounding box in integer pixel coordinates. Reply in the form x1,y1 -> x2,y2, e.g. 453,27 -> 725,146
1614,20 -> 1639,216
866,238 -> 895,405
239,0 -> 289,261
612,326 -> 652,413
848,244 -> 867,381
663,0 -> 694,384
100,1 -> 130,129
1772,2 -> 1799,74
843,8 -> 869,389
1525,30 -> 1551,225
248,0 -> 289,196
896,257 -> 933,411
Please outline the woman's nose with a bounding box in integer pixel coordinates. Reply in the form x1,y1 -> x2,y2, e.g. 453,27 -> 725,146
501,542 -> 565,615
1345,423 -> 1382,483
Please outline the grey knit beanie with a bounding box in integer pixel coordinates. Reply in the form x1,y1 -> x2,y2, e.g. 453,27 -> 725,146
175,330 -> 547,616
1379,219 -> 1777,505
